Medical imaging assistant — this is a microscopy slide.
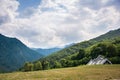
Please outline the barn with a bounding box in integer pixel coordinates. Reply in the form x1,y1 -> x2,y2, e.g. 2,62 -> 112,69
87,55 -> 112,65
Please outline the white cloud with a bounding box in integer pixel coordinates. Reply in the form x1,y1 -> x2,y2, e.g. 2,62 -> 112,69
0,0 -> 120,48
0,0 -> 19,25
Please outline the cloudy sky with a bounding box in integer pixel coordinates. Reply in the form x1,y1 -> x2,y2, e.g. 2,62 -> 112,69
0,0 -> 120,48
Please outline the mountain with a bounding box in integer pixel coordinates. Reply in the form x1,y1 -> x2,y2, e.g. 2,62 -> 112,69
34,48 -> 61,56
0,34 -> 43,72
37,28 -> 120,67
64,43 -> 76,48
33,43 -> 75,56
90,28 -> 120,42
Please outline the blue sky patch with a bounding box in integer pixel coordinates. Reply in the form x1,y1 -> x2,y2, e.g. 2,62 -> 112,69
18,0 -> 41,12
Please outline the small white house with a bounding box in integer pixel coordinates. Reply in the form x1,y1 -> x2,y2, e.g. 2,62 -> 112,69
87,55 -> 112,65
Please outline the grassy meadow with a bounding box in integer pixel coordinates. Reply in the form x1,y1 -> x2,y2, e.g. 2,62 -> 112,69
0,65 -> 120,80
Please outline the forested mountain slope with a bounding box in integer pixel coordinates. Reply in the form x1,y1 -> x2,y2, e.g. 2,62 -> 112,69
20,28 -> 120,71
0,34 -> 43,72
39,28 -> 120,62
21,28 -> 120,71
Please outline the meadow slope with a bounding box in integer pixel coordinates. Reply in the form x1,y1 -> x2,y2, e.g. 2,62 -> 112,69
0,65 -> 120,80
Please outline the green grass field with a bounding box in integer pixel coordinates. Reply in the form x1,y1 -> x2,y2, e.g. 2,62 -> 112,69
0,65 -> 120,80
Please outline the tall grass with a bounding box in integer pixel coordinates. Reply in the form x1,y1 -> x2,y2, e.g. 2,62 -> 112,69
0,65 -> 120,80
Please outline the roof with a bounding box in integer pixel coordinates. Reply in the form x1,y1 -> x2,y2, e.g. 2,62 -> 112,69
87,55 -> 112,65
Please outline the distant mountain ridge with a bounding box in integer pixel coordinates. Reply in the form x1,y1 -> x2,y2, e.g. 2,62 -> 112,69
0,34 -> 43,72
33,43 -> 75,56
34,48 -> 61,56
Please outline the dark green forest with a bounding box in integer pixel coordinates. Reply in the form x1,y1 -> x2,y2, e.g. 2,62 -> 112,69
0,34 -> 43,73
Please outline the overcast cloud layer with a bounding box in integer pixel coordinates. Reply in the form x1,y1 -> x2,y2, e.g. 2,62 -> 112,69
0,0 -> 120,48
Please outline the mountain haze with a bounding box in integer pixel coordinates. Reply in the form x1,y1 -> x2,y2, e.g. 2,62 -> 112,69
35,48 -> 61,56
34,43 -> 75,56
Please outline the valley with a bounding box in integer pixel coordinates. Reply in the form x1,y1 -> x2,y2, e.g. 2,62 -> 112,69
0,0 -> 120,80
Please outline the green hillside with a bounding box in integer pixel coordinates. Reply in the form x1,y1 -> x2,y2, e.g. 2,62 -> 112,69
90,28 -> 120,42
0,65 -> 120,80
20,28 -> 120,71
34,48 -> 62,56
40,28 -> 120,61
0,34 -> 43,72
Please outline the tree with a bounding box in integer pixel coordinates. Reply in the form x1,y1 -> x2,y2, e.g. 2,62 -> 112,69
91,47 -> 103,58
106,44 -> 117,57
53,61 -> 62,68
42,61 -> 50,70
97,43 -> 107,55
109,57 -> 120,64
66,60 -> 74,67
34,61 -> 42,71
60,59 -> 67,67
23,62 -> 34,71
116,44 -> 120,56
90,43 -> 108,58
79,57 -> 90,64
76,49 -> 85,59
73,60 -> 79,66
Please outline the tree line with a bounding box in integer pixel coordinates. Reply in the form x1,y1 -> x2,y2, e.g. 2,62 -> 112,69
21,37 -> 120,72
